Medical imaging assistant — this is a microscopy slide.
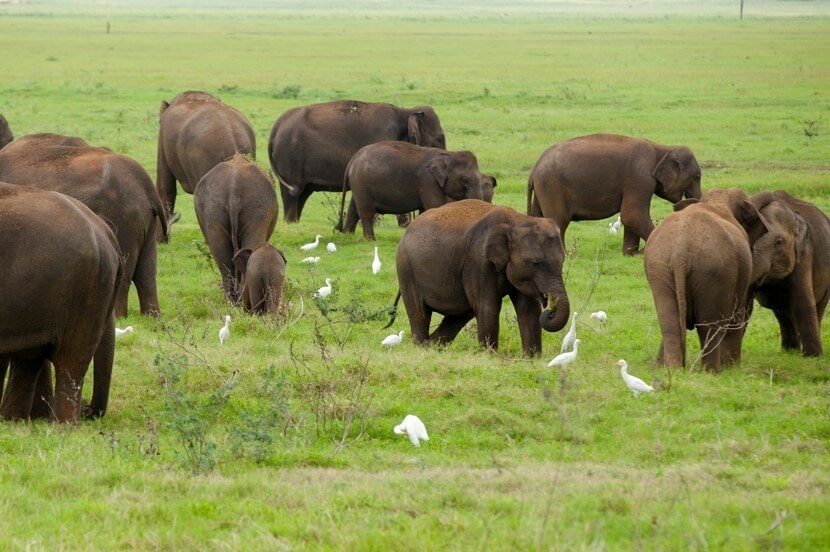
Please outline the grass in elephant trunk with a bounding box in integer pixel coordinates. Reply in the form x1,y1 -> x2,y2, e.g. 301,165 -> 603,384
0,2 -> 828,549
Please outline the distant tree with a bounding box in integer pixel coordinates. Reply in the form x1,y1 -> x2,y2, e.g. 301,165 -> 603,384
740,0 -> 744,20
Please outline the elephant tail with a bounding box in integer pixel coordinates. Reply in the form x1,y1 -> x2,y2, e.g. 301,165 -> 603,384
674,264 -> 688,365
382,290 -> 402,329
150,185 -> 170,240
336,161 -> 351,232
526,172 -> 542,216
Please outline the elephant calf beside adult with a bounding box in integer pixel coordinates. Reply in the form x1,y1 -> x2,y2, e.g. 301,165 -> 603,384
528,133 -> 702,255
395,200 -> 571,356
0,133 -> 167,318
337,141 -> 492,240
268,99 -> 446,223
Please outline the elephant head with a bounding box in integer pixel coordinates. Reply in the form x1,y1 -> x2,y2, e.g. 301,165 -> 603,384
0,115 -> 13,150
676,188 -> 770,247
482,174 -> 497,203
408,106 -> 446,149
750,192 -> 806,286
484,218 -> 570,332
653,146 -> 702,203
427,151 -> 486,202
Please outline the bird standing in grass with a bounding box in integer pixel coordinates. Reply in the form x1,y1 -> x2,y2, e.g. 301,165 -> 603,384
609,216 -> 621,235
326,242 -> 337,253
394,414 -> 429,447
314,278 -> 333,298
219,315 -> 231,345
115,326 -> 133,338
300,234 -> 323,251
301,256 -> 320,264
382,330 -> 404,349
618,359 -> 654,396
372,246 -> 382,275
548,338 -> 580,369
590,310 -> 607,327
561,311 -> 578,353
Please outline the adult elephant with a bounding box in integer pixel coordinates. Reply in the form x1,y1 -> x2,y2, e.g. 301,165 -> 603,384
157,90 -> 256,230
395,200 -> 570,356
337,142 -> 488,240
268,99 -> 446,223
644,188 -> 769,372
194,154 -> 278,304
528,133 -> 702,255
0,133 -> 168,318
0,183 -> 121,422
749,191 -> 829,357
0,115 -> 12,149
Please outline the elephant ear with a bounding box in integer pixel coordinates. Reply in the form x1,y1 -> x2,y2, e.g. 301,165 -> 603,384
426,154 -> 451,189
232,248 -> 253,276
792,210 -> 810,265
750,191 -> 775,212
738,201 -> 770,247
653,150 -> 682,191
407,111 -> 425,145
159,100 -> 170,118
275,248 -> 287,265
673,198 -> 699,211
484,223 -> 512,271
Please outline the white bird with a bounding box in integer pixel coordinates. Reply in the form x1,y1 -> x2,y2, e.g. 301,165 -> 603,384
618,359 -> 654,396
372,246 -> 381,275
393,414 -> 429,447
548,338 -> 580,369
609,216 -> 621,235
381,330 -> 405,349
561,311 -> 578,353
219,315 -> 231,345
115,326 -> 133,338
314,278 -> 332,298
590,310 -> 607,326
300,234 -> 323,251
301,256 -> 320,264
326,242 -> 337,253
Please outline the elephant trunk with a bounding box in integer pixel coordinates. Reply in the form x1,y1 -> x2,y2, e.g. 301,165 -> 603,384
540,281 -> 570,333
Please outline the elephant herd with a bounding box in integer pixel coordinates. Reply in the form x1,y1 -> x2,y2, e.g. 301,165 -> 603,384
0,91 -> 827,423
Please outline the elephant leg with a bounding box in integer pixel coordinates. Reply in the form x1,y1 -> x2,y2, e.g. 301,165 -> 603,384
133,232 -> 162,317
650,285 -> 686,367
620,198 -> 655,256
51,360 -> 87,423
510,292 -> 542,356
0,358 -> 7,405
0,358 -> 42,420
772,309 -> 800,351
206,233 -> 238,304
156,149 -> 177,232
720,328 -> 744,366
476,299 -> 502,351
696,324 -> 724,373
85,312 -> 115,419
114,250 -> 139,319
529,195 -> 543,217
404,298 -> 432,346
29,362 -> 54,420
280,185 -> 300,223
358,206 -> 377,241
622,226 -> 643,256
397,213 -> 412,228
429,313 -> 473,345
342,199 -> 360,234
790,286 -> 823,357
293,188 -> 314,223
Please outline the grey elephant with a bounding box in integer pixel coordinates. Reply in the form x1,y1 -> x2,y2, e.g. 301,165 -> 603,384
528,133 -> 702,255
0,183 -> 121,422
157,90 -> 256,230
395,199 -> 571,356
644,188 -> 770,372
268,99 -> 446,223
337,142 -> 488,240
233,244 -> 287,315
749,190 -> 829,357
194,154 -> 278,304
0,115 -> 12,150
0,133 -> 167,318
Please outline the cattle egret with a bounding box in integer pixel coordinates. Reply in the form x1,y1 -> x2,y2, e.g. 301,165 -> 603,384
590,310 -> 607,326
394,414 -> 429,447
618,359 -> 654,396
548,338 -> 580,368
314,278 -> 333,298
561,311 -> 578,353
382,330 -> 405,349
372,246 -> 382,275
301,256 -> 320,264
609,216 -> 621,235
326,242 -> 337,253
300,234 -> 323,251
219,315 -> 231,345
115,326 -> 133,338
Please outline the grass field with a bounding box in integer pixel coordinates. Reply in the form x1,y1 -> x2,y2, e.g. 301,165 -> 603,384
1,1 -> 829,549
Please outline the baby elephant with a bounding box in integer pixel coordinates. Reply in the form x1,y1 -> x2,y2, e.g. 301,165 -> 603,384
337,141 -> 488,240
233,244 -> 287,315
194,154 -> 277,303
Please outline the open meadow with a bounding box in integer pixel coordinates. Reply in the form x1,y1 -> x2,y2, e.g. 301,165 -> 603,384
0,0 -> 828,549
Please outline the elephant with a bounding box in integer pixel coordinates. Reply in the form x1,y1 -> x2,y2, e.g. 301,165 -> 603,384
0,183 -> 121,422
337,141 -> 489,240
232,244 -> 287,315
157,90 -> 256,230
0,133 -> 168,318
194,154 -> 278,304
394,199 -> 571,356
482,174 -> 497,203
528,133 -> 702,255
268,99 -> 446,223
644,188 -> 770,372
0,114 -> 12,150
748,190 -> 829,356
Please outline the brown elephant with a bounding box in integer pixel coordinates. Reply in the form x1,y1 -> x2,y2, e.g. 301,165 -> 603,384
0,115 -> 12,150
644,188 -> 770,372
232,244 -> 287,315
528,133 -> 702,255
0,133 -> 167,318
268,99 -> 446,223
157,90 -> 256,229
749,190 -> 829,357
395,200 -> 571,356
0,183 -> 121,422
337,142 -> 488,240
194,154 -> 278,304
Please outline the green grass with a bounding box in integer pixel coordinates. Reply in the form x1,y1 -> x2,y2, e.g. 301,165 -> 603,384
1,1 -> 829,549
